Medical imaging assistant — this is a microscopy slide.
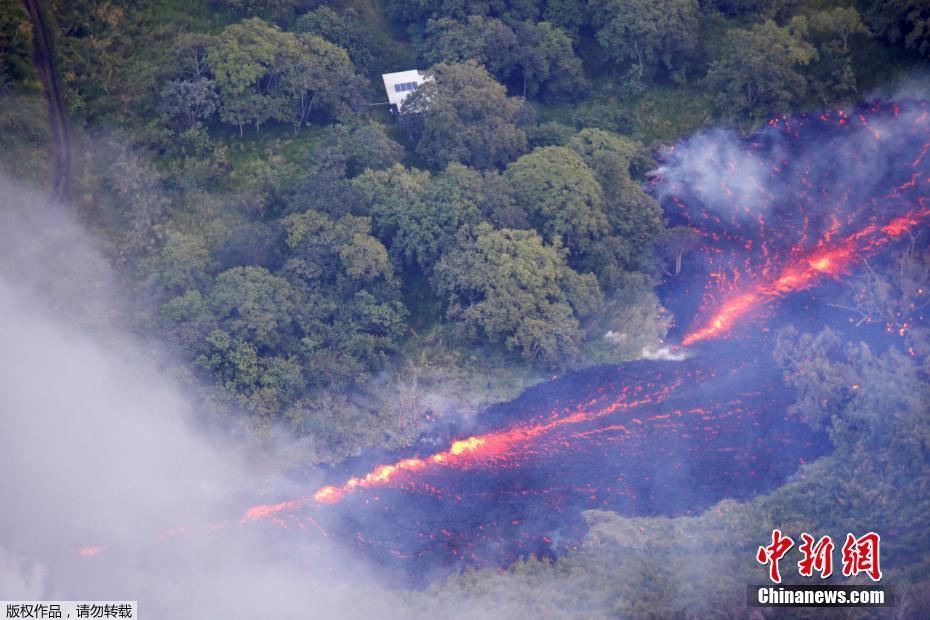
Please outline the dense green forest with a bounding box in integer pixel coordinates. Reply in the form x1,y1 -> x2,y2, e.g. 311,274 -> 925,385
2,0 -> 925,455
2,0 -> 930,614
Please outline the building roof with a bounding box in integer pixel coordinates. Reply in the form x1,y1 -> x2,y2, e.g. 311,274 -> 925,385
381,70 -> 430,110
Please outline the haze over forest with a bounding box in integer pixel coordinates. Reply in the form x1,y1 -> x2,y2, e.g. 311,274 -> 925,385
1,0 -> 929,617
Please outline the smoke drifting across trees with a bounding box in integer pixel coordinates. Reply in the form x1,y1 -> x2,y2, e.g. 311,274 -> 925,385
0,175 -> 417,618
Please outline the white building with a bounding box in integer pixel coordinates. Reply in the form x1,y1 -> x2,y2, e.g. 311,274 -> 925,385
381,70 -> 430,112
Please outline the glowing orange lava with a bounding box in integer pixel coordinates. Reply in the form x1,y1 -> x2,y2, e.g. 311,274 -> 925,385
682,205 -> 930,346
241,498 -> 308,522
308,381 -> 682,506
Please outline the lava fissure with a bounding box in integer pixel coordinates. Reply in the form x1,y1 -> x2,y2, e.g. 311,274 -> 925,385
81,102 -> 930,583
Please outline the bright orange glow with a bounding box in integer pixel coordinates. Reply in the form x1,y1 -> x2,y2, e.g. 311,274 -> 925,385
450,437 -> 485,455
314,486 -> 343,504
808,256 -> 831,272
681,293 -> 758,346
682,204 -> 930,347
241,498 -> 307,522
882,209 -> 926,237
311,382 -> 681,504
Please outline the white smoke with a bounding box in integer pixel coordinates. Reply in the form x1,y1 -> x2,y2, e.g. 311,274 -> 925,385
655,87 -> 930,226
0,177 -> 407,619
640,346 -> 690,362
654,128 -> 776,217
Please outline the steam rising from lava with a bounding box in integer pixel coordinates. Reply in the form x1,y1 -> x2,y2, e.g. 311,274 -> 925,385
658,102 -> 930,345
284,101 -> 929,577
309,102 -> 930,514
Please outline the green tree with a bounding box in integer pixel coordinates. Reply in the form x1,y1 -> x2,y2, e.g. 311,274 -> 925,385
158,78 -> 219,129
434,223 -> 602,364
339,233 -> 393,282
339,124 -> 405,177
207,18 -> 362,134
355,164 -> 485,273
207,18 -> 284,134
505,146 -> 607,255
512,20 -> 586,99
420,16 -> 585,99
207,266 -> 298,349
543,0 -> 586,41
590,0 -> 699,80
198,328 -> 306,422
774,325 -> 930,457
274,33 -> 364,131
861,0 -> 930,57
568,129 -> 664,285
168,32 -> 216,80
656,226 -> 700,275
280,211 -> 408,388
706,18 -> 817,119
807,8 -> 870,103
295,7 -> 375,73
402,61 -> 530,169
810,7 -> 869,53
155,230 -> 213,294
420,16 -> 519,82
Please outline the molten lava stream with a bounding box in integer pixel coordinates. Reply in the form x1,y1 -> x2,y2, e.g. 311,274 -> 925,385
312,372 -> 691,505
681,203 -> 930,346
308,353 -> 829,575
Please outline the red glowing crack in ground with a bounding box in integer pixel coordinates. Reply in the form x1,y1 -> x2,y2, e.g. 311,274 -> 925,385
75,103 -> 930,555
299,104 -> 930,512
681,201 -> 930,346
310,378 -> 681,506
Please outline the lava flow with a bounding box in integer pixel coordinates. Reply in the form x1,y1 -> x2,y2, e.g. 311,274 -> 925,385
681,201 -> 930,345
218,102 -> 930,580
314,375 -> 682,505
662,101 -> 930,346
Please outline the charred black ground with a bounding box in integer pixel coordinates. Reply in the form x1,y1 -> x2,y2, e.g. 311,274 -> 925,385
248,101 -> 929,585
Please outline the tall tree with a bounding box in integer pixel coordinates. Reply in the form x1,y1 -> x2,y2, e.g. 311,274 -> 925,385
274,33 -> 364,131
419,16 -> 585,99
158,78 -> 219,129
207,18 -> 285,134
207,18 -> 362,134
295,7 -> 375,73
807,8 -> 870,103
706,18 -> 817,119
402,61 -> 530,169
505,146 -> 608,255
568,129 -> 664,285
434,223 -> 602,364
590,0 -> 699,80
207,266 -> 298,350
354,163 -> 485,273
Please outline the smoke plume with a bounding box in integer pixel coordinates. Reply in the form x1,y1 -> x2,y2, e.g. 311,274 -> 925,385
0,175 -> 406,618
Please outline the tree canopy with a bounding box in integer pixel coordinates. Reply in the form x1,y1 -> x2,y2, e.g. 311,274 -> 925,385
707,18 -> 817,119
434,224 -> 602,364
419,16 -> 586,99
505,146 -> 608,254
207,18 -> 363,133
401,61 -> 531,169
590,0 -> 700,80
